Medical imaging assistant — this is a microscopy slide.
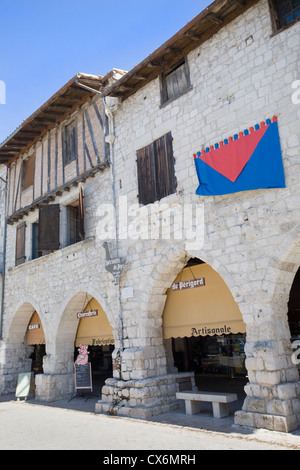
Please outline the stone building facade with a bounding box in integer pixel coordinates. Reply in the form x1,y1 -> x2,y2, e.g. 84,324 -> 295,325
0,0 -> 300,433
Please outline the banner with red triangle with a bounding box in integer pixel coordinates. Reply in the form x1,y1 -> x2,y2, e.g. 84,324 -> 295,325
193,116 -> 285,196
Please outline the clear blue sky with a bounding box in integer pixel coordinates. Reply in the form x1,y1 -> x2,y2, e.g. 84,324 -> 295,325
0,0 -> 211,144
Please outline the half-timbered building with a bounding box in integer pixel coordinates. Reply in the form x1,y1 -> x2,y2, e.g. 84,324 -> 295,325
0,0 -> 300,434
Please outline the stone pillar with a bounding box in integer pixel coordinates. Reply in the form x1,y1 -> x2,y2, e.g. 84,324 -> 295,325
34,351 -> 75,401
0,341 -> 32,395
95,313 -> 189,418
234,305 -> 300,432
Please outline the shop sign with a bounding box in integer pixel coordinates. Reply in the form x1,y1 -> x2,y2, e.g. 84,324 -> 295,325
105,257 -> 126,281
77,309 -> 98,319
191,325 -> 232,336
103,241 -> 126,283
28,324 -> 40,330
74,363 -> 93,391
92,337 -> 114,346
172,277 -> 205,291
15,372 -> 35,400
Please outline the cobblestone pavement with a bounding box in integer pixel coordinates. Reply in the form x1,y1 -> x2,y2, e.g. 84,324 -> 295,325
0,394 -> 299,451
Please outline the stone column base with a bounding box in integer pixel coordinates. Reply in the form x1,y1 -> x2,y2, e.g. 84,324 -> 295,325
234,379 -> 300,433
96,372 -> 195,419
35,373 -> 75,402
234,410 -> 299,433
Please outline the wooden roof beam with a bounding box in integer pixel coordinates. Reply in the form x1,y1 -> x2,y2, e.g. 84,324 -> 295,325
58,96 -> 82,102
206,11 -> 224,24
166,46 -> 182,56
134,73 -> 148,81
147,59 -> 165,68
48,104 -> 73,111
185,31 -> 202,41
34,118 -> 57,125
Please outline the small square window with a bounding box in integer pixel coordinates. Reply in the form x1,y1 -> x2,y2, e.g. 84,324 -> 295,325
160,58 -> 191,105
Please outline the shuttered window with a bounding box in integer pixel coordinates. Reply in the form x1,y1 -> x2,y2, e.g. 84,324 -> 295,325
67,185 -> 84,246
22,154 -> 35,190
160,58 -> 191,105
62,121 -> 78,165
38,204 -> 60,252
137,132 -> 176,205
15,222 -> 26,266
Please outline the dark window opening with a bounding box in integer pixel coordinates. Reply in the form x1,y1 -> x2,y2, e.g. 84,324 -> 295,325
270,0 -> 300,31
32,222 -> 42,260
62,121 -> 78,165
288,267 -> 300,338
38,204 -> 60,254
67,202 -> 84,246
22,154 -> 35,190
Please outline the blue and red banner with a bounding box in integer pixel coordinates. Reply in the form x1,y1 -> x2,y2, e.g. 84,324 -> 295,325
193,116 -> 285,196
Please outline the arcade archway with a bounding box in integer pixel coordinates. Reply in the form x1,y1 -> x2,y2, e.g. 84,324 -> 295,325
162,258 -> 247,402
74,297 -> 114,393
26,311 -> 46,376
288,266 -> 300,376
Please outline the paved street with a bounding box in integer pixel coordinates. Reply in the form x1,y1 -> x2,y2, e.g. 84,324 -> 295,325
0,396 -> 299,451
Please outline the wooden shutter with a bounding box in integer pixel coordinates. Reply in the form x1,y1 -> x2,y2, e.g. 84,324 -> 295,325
136,143 -> 156,205
38,204 -> 60,251
137,132 -> 176,205
78,184 -> 84,240
154,132 -> 176,200
165,61 -> 189,101
15,222 -> 26,266
22,154 -> 35,190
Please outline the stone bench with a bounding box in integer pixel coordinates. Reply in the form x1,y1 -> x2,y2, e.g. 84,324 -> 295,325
176,390 -> 238,418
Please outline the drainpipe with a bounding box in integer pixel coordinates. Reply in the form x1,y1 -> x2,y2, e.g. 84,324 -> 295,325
75,75 -> 124,353
0,167 -> 8,340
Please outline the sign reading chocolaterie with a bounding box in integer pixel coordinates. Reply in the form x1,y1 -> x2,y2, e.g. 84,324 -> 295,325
77,309 -> 98,319
172,278 -> 205,291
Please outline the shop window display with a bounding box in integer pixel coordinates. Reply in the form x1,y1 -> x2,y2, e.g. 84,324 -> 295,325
172,333 -> 247,378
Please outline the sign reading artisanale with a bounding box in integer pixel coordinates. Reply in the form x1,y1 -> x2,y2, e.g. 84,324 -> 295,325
191,325 -> 232,336
77,309 -> 98,319
172,278 -> 205,291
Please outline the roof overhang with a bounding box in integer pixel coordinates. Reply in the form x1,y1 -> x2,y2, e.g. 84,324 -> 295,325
0,74 -> 107,165
0,0 -> 259,164
103,0 -> 259,101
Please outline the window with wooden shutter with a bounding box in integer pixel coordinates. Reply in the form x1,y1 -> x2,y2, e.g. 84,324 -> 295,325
136,132 -> 176,205
38,204 -> 60,252
66,185 -> 85,246
62,121 -> 78,165
16,222 -> 26,266
160,58 -> 191,105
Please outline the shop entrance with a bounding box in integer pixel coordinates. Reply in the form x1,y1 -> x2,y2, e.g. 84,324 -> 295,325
74,297 -> 114,395
27,311 -> 46,376
163,259 -> 247,405
288,266 -> 300,376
